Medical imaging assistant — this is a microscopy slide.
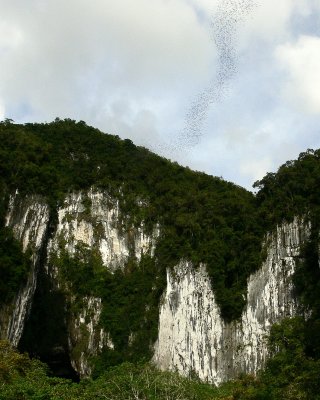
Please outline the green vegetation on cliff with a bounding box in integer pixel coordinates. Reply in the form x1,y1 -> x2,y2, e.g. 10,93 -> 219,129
0,118 -> 264,322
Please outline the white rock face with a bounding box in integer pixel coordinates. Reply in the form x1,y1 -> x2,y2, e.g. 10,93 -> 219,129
153,218 -> 310,384
0,193 -> 50,346
48,190 -> 159,271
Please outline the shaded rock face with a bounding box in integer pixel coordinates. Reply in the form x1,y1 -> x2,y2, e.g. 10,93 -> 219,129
68,295 -> 107,377
153,219 -> 310,384
0,193 -> 50,347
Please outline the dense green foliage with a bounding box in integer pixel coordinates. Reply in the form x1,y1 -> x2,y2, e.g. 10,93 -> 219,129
253,148 -> 320,228
5,325 -> 320,400
294,222 -> 320,322
2,326 -> 320,400
0,340 -> 235,400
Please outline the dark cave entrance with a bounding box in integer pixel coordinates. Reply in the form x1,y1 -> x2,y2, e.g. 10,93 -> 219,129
18,267 -> 79,382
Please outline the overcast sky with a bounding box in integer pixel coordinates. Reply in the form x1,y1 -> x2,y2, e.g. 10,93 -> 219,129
1,0 -> 320,190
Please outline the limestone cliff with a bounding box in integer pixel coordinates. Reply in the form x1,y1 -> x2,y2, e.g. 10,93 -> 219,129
0,190 -> 311,382
153,218 -> 309,384
0,189 -> 159,377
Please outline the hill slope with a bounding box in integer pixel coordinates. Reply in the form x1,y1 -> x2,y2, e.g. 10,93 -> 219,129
0,119 -> 320,398
0,118 -> 264,321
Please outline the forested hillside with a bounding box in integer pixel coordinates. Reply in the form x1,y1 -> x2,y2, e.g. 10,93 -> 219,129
0,118 -> 264,321
1,119 -> 320,399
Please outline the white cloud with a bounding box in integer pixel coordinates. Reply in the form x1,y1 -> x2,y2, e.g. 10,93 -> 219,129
276,35 -> 320,114
0,100 -> 5,120
240,157 -> 273,184
239,0 -> 320,49
94,98 -> 162,148
0,0 -> 214,121
239,0 -> 294,46
0,20 -> 23,52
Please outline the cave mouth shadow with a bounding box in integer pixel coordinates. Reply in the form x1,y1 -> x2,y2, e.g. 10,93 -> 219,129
18,268 -> 80,382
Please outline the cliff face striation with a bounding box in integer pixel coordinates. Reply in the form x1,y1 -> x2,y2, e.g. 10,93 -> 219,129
153,218 -> 309,384
0,190 -> 310,382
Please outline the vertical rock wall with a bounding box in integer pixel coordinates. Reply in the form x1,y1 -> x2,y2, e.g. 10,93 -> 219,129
0,193 -> 50,346
153,218 -> 310,384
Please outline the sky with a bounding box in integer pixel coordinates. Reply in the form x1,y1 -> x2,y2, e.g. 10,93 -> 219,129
0,0 -> 320,190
